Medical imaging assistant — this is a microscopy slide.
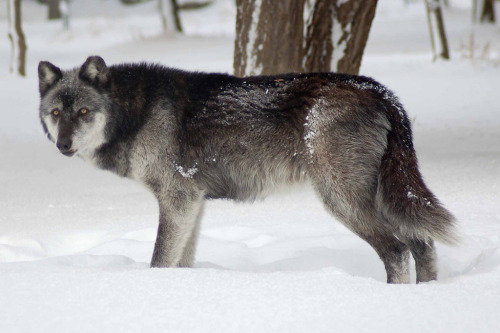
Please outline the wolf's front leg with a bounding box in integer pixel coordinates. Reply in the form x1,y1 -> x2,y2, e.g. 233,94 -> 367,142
150,192 -> 204,268
178,201 -> 205,268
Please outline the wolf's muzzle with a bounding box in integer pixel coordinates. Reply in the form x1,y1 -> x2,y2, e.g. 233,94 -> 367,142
57,138 -> 75,156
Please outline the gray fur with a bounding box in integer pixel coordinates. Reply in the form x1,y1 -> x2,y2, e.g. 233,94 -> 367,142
38,56 -> 457,283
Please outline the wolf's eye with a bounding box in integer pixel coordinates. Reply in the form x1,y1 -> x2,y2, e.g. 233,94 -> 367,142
80,108 -> 89,115
52,109 -> 60,117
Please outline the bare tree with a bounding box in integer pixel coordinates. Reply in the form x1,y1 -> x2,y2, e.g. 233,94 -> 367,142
480,0 -> 496,23
7,0 -> 27,76
425,0 -> 450,60
61,0 -> 69,29
178,1 -> 214,10
37,0 -> 62,20
234,0 -> 378,77
159,0 -> 183,33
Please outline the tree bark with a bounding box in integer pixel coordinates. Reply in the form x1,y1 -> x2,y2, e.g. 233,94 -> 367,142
234,0 -> 306,76
303,0 -> 335,73
7,0 -> 27,76
333,0 -> 378,74
303,0 -> 378,74
234,0 -> 377,77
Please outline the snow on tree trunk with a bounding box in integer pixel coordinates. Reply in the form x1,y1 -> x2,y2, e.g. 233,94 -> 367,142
302,0 -> 335,73
234,0 -> 377,77
7,0 -> 27,77
233,0 -> 305,76
425,0 -> 450,60
303,0 -> 378,74
330,0 -> 378,74
159,0 -> 183,34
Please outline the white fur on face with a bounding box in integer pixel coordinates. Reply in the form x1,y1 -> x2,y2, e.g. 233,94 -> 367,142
42,112 -> 107,159
73,112 -> 107,161
42,115 -> 59,145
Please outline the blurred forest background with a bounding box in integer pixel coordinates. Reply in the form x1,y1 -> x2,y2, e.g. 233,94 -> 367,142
5,0 -> 499,77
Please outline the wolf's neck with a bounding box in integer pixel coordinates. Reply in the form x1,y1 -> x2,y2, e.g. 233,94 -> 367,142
90,135 -> 136,178
87,79 -> 150,177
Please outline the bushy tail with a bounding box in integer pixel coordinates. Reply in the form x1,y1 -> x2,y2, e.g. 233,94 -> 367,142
376,92 -> 458,245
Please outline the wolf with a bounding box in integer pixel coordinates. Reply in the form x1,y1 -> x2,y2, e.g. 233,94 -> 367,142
38,56 -> 457,283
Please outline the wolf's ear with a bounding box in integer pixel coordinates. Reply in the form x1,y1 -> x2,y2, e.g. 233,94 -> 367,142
79,56 -> 109,86
38,61 -> 62,96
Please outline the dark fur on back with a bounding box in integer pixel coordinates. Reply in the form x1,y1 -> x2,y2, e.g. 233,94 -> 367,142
38,56 -> 457,283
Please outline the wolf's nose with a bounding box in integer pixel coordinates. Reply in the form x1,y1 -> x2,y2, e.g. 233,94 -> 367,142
56,137 -> 73,153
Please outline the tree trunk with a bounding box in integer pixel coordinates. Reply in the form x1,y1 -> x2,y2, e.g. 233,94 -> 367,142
7,0 -> 27,76
234,0 -> 306,76
425,0 -> 450,60
171,0 -> 183,32
302,0 -> 335,73
303,0 -> 378,74
480,0 -> 496,23
234,0 -> 377,77
47,0 -> 61,20
159,0 -> 183,33
61,0 -> 69,30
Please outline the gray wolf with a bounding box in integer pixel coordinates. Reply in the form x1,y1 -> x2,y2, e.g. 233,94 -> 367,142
38,56 -> 457,283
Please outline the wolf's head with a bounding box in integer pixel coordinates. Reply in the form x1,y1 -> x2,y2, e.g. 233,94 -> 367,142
38,56 -> 112,158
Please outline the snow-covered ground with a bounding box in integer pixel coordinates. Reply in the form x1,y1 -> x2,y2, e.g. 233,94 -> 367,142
0,0 -> 499,332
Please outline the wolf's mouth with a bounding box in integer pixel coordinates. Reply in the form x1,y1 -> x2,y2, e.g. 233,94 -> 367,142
60,150 -> 76,157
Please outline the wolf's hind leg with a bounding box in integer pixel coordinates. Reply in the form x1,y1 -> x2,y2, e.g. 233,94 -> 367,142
361,233 -> 410,284
178,202 -> 205,268
406,238 -> 437,283
308,146 -> 410,281
312,179 -> 410,283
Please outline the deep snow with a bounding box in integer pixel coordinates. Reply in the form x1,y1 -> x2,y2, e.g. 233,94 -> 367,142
0,1 -> 499,332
